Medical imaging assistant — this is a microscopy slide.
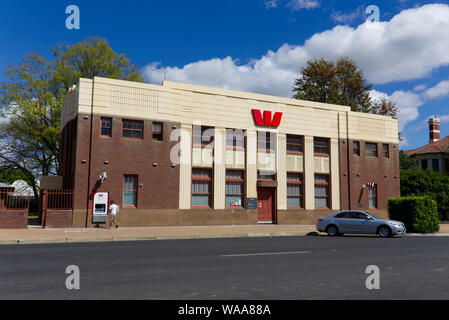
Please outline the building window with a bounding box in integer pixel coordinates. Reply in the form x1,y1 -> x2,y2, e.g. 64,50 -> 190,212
421,159 -> 428,170
314,174 -> 329,208
353,141 -> 360,156
226,129 -> 245,150
257,132 -> 276,152
226,170 -> 244,207
123,175 -> 138,207
382,144 -> 389,158
433,159 -> 439,172
192,169 -> 212,207
257,171 -> 275,181
122,119 -> 143,139
100,118 -> 112,137
368,185 -> 377,209
193,126 -> 214,148
287,135 -> 303,154
314,138 -> 329,156
365,143 -> 378,157
152,122 -> 163,141
287,173 -> 303,208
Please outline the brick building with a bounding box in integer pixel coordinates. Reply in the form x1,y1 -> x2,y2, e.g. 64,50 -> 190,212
404,116 -> 449,173
60,77 -> 400,227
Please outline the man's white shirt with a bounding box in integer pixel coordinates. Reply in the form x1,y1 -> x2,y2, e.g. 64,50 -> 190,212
109,204 -> 119,215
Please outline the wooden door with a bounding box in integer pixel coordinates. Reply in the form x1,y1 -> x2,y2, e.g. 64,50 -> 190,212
257,187 -> 274,223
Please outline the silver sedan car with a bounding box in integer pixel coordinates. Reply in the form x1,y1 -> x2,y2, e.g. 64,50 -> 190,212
316,211 -> 406,237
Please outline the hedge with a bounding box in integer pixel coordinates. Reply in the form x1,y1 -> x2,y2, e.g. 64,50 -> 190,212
400,169 -> 449,220
388,196 -> 440,233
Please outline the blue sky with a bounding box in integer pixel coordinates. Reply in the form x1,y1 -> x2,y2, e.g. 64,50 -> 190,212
1,0 -> 449,150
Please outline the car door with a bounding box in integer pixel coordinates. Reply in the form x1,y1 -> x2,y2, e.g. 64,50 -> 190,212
335,211 -> 356,233
352,211 -> 377,234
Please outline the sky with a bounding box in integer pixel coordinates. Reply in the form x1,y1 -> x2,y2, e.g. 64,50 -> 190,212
1,0 -> 449,150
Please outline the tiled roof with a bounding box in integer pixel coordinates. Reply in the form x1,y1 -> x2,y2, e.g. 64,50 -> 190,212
404,136 -> 449,155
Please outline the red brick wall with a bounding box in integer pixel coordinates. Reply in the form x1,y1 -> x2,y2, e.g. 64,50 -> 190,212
61,113 -> 400,227
45,210 -> 72,228
60,118 -> 78,190
0,211 -> 28,229
73,208 -> 258,227
72,114 -> 92,212
340,139 -> 400,211
62,114 -> 180,227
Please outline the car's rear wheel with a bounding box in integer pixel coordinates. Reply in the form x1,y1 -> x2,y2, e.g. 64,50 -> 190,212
378,226 -> 391,238
327,225 -> 339,236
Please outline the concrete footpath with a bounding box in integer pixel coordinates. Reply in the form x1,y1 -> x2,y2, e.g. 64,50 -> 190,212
0,225 -> 318,245
1,224 -> 449,245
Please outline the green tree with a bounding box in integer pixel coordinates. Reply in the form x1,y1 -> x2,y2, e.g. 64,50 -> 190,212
399,151 -> 418,170
371,98 -> 399,118
292,57 -> 398,118
52,36 -> 143,92
400,169 -> 449,220
0,168 -> 34,186
0,36 -> 143,198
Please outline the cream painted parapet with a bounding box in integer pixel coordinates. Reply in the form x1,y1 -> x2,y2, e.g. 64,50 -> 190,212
338,112 -> 348,140
304,136 -> 315,210
78,78 -> 94,116
346,112 -> 398,144
277,133 -> 287,210
61,78 -> 93,130
214,127 -> 226,210
330,138 -> 340,210
90,76 -> 178,123
61,84 -> 80,130
62,77 -> 398,147
246,130 -> 258,199
179,124 -> 192,209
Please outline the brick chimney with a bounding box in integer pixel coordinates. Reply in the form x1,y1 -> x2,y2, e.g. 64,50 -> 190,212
429,116 -> 440,143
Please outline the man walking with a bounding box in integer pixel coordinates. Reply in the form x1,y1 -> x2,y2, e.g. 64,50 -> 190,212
109,200 -> 120,229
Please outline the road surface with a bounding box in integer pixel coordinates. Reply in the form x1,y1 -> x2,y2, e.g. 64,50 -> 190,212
1,235 -> 448,299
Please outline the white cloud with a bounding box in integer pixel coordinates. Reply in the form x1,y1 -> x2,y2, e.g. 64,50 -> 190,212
264,0 -> 279,9
390,91 -> 423,131
423,79 -> 449,100
370,77 -> 449,134
144,4 -> 449,134
369,89 -> 423,131
399,135 -> 408,148
144,52 -> 302,97
413,84 -> 427,92
145,4 -> 449,96
369,89 -> 389,103
331,6 -> 365,24
285,0 -> 320,11
438,114 -> 449,124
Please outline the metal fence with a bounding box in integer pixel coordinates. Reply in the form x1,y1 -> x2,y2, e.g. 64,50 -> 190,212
41,189 -> 73,227
45,189 -> 73,210
0,191 -> 30,210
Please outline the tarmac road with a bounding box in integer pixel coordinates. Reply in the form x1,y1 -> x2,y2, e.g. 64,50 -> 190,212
1,235 -> 449,299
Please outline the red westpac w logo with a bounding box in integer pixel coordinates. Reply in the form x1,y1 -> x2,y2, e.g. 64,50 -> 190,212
252,109 -> 283,127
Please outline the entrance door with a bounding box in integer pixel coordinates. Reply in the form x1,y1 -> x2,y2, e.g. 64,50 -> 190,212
257,187 -> 275,223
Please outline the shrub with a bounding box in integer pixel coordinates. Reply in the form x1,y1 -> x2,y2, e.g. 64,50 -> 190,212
388,196 -> 440,233
400,169 -> 449,220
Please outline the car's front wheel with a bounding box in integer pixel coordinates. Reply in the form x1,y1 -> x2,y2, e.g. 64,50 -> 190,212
378,226 -> 391,238
327,225 -> 339,236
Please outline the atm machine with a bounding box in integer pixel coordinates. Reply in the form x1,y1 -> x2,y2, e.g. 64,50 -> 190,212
91,192 -> 109,223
